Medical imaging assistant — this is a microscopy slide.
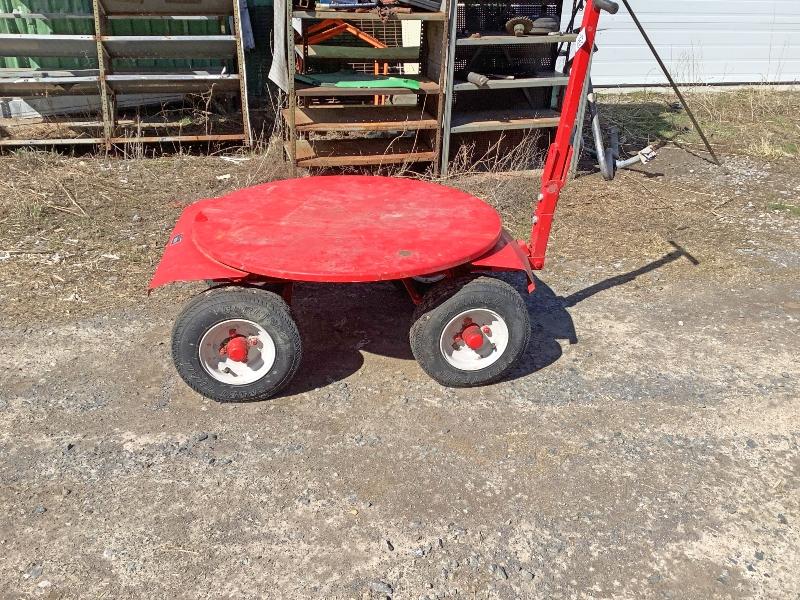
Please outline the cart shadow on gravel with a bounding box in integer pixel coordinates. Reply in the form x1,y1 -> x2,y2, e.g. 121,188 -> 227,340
507,242 -> 700,382
280,243 -> 699,395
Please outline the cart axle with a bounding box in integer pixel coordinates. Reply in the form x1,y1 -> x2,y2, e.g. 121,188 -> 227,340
461,324 -> 486,350
220,333 -> 258,363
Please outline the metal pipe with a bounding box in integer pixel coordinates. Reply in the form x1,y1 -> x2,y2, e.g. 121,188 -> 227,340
587,81 -> 615,180
530,0 -> 609,269
585,143 -> 657,170
609,126 -> 620,159
466,72 -> 489,87
619,0 -> 720,165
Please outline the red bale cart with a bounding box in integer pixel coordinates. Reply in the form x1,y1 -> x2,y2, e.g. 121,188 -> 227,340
149,0 -> 620,402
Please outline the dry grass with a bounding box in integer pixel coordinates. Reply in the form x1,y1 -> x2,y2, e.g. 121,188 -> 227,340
0,142 -> 291,318
768,202 -> 800,217
596,86 -> 800,161
435,133 -> 545,238
443,132 -> 546,177
747,136 -> 798,160
2,88 -> 799,322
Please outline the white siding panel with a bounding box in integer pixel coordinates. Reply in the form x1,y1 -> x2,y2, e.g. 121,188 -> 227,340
564,0 -> 800,86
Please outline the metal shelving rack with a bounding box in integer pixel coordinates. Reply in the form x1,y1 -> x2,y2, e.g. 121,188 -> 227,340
439,0 -> 571,175
284,6 -> 449,172
0,0 -> 251,147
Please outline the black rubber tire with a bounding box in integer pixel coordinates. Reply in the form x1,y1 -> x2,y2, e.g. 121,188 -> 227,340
409,276 -> 531,387
392,275 -> 449,299
204,280 -> 284,294
171,287 -> 301,402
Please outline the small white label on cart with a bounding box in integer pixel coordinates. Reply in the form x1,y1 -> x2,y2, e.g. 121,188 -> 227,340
575,28 -> 587,49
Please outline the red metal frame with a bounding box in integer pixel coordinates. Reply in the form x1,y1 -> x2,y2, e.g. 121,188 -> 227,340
150,177 -> 504,290
529,0 -> 603,270
149,2 -> 606,297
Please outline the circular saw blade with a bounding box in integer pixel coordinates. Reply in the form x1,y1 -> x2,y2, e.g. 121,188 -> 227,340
505,16 -> 535,36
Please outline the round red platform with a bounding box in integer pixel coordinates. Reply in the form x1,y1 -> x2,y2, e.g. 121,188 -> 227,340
192,175 -> 503,282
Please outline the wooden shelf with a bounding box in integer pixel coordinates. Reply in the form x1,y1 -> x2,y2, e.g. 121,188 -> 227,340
288,138 -> 436,167
456,33 -> 577,46
450,108 -> 560,133
0,0 -> 250,148
0,137 -> 105,146
108,133 -> 246,143
293,10 -> 445,21
0,134 -> 245,146
296,44 -> 420,61
453,71 -> 568,91
285,105 -> 438,133
296,76 -> 439,97
0,11 -> 218,20
286,0 -> 446,173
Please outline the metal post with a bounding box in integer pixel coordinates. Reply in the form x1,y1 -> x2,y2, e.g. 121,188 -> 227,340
92,0 -> 113,149
619,0 -> 720,165
438,0 -> 458,177
567,50 -> 592,178
431,0 -> 450,176
232,0 -> 253,147
286,0 -> 297,175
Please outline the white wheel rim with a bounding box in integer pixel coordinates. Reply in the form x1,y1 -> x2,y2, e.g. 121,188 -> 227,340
439,309 -> 510,371
198,319 -> 276,385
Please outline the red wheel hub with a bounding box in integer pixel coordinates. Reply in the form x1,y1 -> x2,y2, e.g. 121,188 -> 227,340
224,336 -> 250,362
461,324 -> 485,350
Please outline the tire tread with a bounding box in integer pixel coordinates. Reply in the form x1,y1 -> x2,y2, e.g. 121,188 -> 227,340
171,287 -> 301,402
410,276 -> 530,387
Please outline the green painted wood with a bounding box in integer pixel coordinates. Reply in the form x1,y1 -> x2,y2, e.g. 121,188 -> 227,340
298,44 -> 420,60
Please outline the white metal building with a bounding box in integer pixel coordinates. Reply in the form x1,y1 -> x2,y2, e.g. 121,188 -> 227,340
569,0 -> 800,86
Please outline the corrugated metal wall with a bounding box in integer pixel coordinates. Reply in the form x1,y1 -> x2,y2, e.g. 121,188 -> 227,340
0,0 -> 94,69
245,4 -> 275,95
564,0 -> 800,86
0,0 -> 224,70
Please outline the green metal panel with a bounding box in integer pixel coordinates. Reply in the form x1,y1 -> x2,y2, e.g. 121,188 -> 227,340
246,4 -> 272,96
110,16 -> 225,71
0,0 -> 225,70
0,0 -> 95,69
1,1 -> 275,97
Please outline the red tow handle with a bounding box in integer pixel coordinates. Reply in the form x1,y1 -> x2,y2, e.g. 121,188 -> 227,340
528,0 -> 609,270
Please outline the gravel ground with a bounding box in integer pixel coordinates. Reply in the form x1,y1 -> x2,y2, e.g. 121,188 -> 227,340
0,144 -> 798,599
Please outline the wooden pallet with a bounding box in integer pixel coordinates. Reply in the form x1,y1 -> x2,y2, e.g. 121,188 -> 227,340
285,106 -> 438,133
